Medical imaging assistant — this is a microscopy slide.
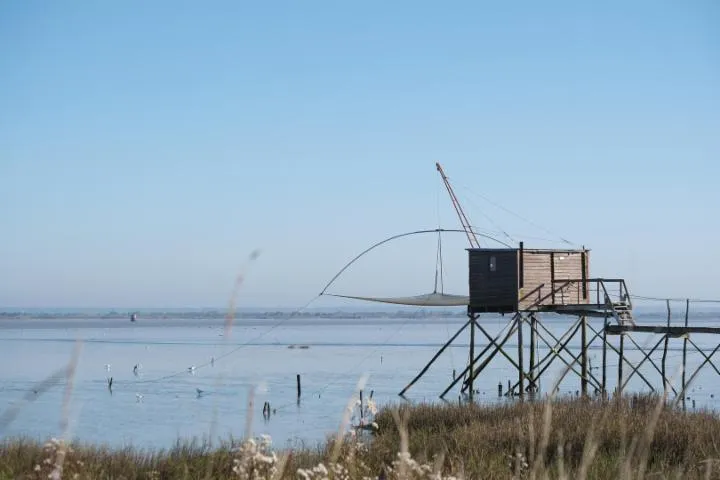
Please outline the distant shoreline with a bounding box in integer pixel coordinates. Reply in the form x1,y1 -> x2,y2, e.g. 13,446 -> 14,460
1,304 -> 718,321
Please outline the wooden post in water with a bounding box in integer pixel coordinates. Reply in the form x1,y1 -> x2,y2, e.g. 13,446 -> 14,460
359,390 -> 364,419
529,314 -> 536,393
518,314 -> 524,399
581,315 -> 588,396
682,299 -> 690,411
469,313 -> 476,402
618,333 -> 625,396
661,300 -> 671,393
602,314 -> 608,396
297,374 -> 302,403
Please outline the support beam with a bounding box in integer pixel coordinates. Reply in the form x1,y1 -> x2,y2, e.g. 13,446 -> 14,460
675,342 -> 720,408
458,323 -> 518,396
469,313 -> 475,402
619,330 -> 677,396
507,318 -> 581,393
529,314 -> 537,392
518,314 -> 524,398
581,315 -> 588,396
588,324 -> 656,392
602,314 -> 608,395
511,329 -> 604,395
475,320 -> 523,372
682,299 -> 689,411
509,319 -> 604,394
618,333 -> 624,395
399,319 -> 470,396
534,319 -> 603,388
661,300 -> 670,393
687,338 -> 720,377
457,327 -> 514,394
620,336 -> 665,393
445,315 -> 518,398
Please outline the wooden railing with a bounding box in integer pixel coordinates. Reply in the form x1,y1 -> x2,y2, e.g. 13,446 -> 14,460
550,278 -> 631,308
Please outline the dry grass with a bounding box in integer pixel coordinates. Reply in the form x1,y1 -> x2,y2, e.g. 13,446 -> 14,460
3,394 -> 720,479
359,394 -> 720,479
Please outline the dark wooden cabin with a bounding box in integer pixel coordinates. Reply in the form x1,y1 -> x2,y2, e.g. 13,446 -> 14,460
468,244 -> 590,313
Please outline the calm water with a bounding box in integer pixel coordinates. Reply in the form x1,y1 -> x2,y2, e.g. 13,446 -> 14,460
1,307 -> 719,450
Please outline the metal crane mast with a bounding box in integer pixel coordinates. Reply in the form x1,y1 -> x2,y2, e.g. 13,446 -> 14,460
436,162 -> 481,249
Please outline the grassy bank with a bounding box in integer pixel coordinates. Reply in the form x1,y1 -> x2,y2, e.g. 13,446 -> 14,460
2,395 -> 720,479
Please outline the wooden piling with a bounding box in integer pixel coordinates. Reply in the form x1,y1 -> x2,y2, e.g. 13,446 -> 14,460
661,300 -> 670,392
469,313 -> 476,402
618,333 -> 625,395
581,315 -> 588,396
263,401 -> 271,419
297,374 -> 302,400
360,390 -> 364,419
518,314 -> 524,399
682,299 -> 690,411
602,315 -> 608,396
529,314 -> 537,392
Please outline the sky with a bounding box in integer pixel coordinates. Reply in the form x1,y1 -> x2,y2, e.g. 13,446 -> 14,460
1,1 -> 718,309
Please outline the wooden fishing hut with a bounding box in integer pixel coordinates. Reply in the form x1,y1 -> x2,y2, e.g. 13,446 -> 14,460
400,242 -> 636,401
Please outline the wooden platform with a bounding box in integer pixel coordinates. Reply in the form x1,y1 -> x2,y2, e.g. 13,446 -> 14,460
533,304 -> 618,317
605,325 -> 720,337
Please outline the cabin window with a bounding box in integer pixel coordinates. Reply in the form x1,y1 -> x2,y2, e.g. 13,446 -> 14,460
489,256 -> 497,272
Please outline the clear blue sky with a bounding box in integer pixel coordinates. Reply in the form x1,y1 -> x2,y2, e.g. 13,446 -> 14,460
1,1 -> 718,308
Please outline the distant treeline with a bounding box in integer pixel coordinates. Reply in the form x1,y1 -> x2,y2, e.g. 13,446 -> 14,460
1,305 -> 717,321
0,309 -> 469,320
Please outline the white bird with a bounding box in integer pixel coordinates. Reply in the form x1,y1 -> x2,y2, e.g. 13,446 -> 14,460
105,364 -> 111,372
136,393 -> 144,403
188,366 -> 196,375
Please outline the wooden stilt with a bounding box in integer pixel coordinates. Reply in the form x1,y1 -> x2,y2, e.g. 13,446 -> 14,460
682,299 -> 689,411
469,313 -> 476,402
529,314 -> 537,392
661,300 -> 670,393
618,333 -> 624,395
518,314 -> 524,398
581,315 -> 588,396
602,314 -> 608,396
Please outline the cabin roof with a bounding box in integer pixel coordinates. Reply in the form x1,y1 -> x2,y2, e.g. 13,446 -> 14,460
467,247 -> 589,253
